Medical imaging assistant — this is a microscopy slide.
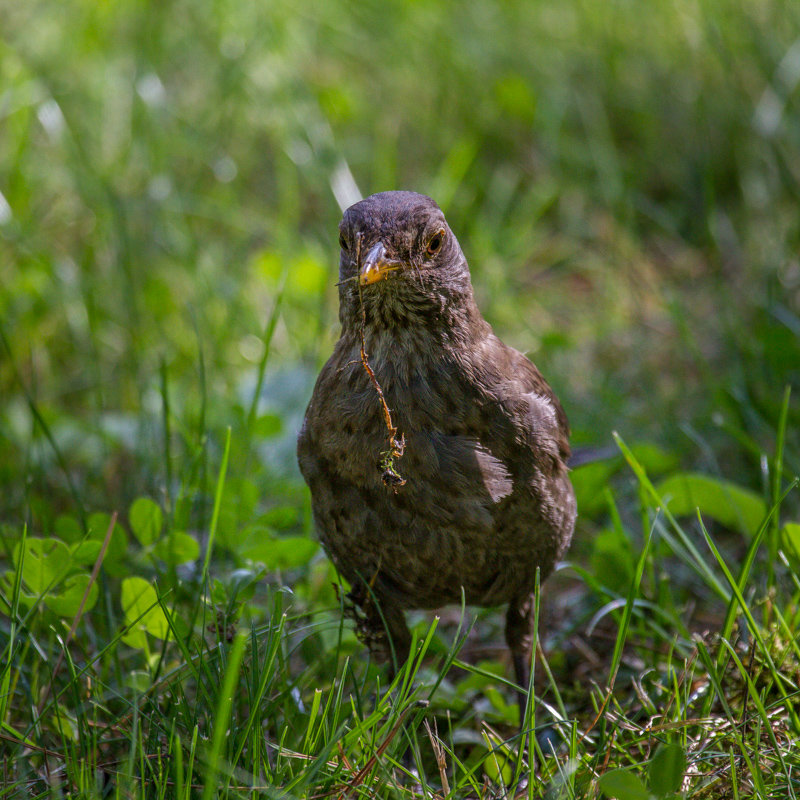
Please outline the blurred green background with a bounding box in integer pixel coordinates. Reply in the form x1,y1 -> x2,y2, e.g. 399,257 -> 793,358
2,0 -> 799,533
3,2 -> 800,793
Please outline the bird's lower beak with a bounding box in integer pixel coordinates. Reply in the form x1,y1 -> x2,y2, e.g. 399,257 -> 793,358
359,242 -> 399,286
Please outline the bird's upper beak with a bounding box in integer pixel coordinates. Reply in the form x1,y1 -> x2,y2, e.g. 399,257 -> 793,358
359,242 -> 399,286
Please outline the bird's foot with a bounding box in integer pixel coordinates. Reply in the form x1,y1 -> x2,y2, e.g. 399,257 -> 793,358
336,585 -> 393,663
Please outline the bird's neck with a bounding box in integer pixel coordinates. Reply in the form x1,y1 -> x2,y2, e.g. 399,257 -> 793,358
341,298 -> 490,376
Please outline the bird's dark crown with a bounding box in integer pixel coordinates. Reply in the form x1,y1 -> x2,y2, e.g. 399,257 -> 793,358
340,191 -> 444,256
337,191 -> 474,331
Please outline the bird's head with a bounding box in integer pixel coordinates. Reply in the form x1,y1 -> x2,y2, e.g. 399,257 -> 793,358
337,191 -> 474,330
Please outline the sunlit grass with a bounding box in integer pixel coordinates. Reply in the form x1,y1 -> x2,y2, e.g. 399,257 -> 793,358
2,412 -> 799,797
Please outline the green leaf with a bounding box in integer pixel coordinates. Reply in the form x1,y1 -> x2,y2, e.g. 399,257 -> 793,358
781,522 -> 800,561
571,442 -> 678,519
125,671 -> 152,693
261,506 -> 298,529
211,578 -> 227,606
129,497 -> 163,546
44,572 -> 98,617
153,531 -> 200,565
87,512 -> 128,575
51,705 -> 78,741
69,540 -> 103,566
14,538 -> 72,595
215,478 -> 260,550
483,748 -> 513,786
121,577 -> 169,642
630,442 -> 679,475
590,527 -> 635,593
455,660 -> 506,695
648,743 -> 686,796
225,568 -> 263,603
656,472 -> 766,537
569,460 -> 618,517
241,535 -> 317,569
483,687 -> 518,724
0,570 -> 37,613
599,769 -> 650,800
54,515 -> 83,544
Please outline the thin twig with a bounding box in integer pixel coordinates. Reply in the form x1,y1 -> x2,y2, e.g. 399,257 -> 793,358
353,233 -> 406,490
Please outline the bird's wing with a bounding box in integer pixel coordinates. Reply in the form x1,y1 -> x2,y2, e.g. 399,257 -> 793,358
508,345 -> 571,461
468,334 -> 571,466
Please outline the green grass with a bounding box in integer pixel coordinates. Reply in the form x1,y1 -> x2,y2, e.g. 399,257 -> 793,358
2,0 -> 800,796
3,432 -> 800,798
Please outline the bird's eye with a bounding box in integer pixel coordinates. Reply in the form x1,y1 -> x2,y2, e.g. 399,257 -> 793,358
339,233 -> 349,251
427,229 -> 445,255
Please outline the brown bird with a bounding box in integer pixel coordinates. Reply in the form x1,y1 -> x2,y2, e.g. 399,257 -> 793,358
297,191 -> 576,715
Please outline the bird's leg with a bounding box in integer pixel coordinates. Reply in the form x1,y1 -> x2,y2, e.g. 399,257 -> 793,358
374,604 -> 417,781
505,595 -> 535,729
348,585 -> 412,679
376,603 -> 413,682
350,594 -> 415,773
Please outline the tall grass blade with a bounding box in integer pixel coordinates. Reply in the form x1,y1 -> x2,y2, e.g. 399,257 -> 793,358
201,628 -> 248,800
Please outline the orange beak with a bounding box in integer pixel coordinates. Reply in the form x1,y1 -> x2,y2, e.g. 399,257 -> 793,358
359,242 -> 399,286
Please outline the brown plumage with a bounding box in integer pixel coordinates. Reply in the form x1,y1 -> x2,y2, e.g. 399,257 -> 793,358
297,191 -> 576,712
